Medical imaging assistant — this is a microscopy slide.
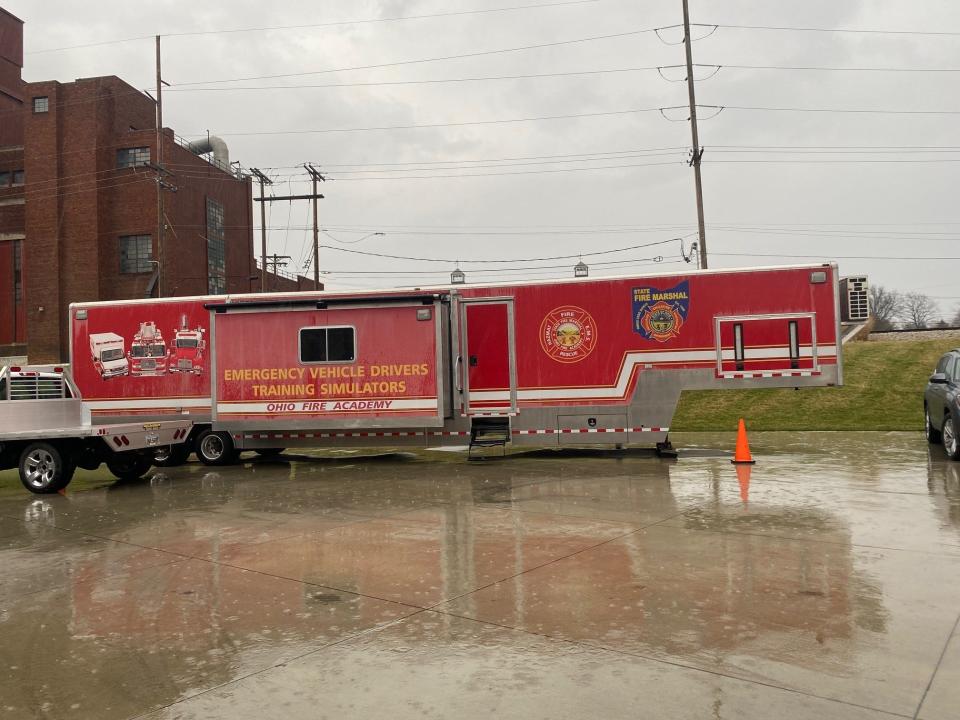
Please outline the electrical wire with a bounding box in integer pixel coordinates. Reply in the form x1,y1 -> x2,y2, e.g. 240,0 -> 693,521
710,22 -> 960,37
317,238 -> 685,264
27,0 -> 603,54
171,27 -> 660,87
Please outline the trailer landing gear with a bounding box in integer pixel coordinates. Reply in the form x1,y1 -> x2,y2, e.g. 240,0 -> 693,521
656,438 -> 678,459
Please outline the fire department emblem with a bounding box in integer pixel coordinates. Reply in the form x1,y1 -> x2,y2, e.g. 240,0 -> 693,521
540,306 -> 597,363
633,281 -> 690,343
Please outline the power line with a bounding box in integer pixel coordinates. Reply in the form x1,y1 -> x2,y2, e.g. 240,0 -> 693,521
171,27 -> 660,87
707,104 -> 960,116
27,0 -> 603,54
318,238 -> 684,264
703,62 -> 960,73
710,22 -> 960,37
165,66 -> 665,93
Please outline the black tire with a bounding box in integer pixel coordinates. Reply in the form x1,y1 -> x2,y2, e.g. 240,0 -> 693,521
19,442 -> 76,494
944,414 -> 960,461
153,443 -> 191,467
926,406 -> 942,444
106,452 -> 153,481
254,448 -> 284,458
196,429 -> 238,466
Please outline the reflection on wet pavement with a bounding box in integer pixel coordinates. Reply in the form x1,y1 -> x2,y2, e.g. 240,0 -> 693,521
0,432 -> 958,719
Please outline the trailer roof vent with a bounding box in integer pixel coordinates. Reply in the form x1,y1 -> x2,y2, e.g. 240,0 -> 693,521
574,258 -> 589,278
450,265 -> 466,285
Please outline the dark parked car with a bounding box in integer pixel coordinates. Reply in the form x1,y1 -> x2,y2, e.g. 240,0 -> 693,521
925,349 -> 960,460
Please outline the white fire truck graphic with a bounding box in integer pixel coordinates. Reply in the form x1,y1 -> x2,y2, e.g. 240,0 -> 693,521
128,322 -> 168,376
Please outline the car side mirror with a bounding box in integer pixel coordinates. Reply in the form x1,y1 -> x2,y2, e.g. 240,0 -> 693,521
930,372 -> 949,384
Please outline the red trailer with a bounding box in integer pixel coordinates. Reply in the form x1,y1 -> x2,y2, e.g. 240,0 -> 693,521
68,264 -> 843,464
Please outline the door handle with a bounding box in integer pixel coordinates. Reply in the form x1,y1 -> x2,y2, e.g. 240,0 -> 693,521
455,355 -> 463,392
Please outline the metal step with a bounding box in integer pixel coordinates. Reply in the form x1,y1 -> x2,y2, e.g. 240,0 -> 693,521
468,417 -> 510,459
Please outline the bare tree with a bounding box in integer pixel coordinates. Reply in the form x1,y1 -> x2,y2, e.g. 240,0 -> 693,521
952,305 -> 960,327
900,292 -> 939,330
869,285 -> 904,330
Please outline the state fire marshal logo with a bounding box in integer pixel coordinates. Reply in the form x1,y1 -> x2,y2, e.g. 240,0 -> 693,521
540,306 -> 597,363
632,281 -> 690,343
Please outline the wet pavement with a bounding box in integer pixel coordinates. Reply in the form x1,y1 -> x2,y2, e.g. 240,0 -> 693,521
0,432 -> 959,719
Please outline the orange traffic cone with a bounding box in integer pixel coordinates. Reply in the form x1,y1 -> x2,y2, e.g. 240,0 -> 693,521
731,418 -> 756,464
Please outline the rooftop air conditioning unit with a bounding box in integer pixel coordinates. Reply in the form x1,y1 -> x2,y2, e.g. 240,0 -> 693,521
840,276 -> 869,322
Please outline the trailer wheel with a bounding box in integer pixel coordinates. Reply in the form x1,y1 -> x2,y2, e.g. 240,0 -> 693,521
154,443 -> 191,467
19,442 -> 75,494
254,448 -> 284,458
196,429 -> 237,466
106,452 -> 153,481
926,406 -> 942,444
944,415 -> 960,461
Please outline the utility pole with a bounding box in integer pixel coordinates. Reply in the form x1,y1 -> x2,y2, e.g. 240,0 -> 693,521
304,164 -> 326,285
264,254 -> 293,291
682,0 -> 708,269
252,174 -> 324,290
249,169 -> 273,292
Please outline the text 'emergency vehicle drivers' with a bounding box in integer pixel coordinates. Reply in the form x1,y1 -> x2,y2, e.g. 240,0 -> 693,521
222,364 -> 431,398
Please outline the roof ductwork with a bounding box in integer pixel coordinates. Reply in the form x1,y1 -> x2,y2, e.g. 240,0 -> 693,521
186,135 -> 229,170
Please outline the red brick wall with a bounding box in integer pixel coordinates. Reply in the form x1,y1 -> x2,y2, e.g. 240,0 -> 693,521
0,7 -> 24,148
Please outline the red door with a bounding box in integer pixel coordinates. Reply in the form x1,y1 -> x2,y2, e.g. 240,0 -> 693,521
462,301 -> 516,414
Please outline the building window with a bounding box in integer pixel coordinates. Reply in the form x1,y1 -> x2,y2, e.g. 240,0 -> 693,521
33,96 -> 49,113
13,240 -> 22,303
206,198 -> 226,294
0,172 -> 9,187
119,235 -> 153,273
299,327 -> 356,363
116,147 -> 151,169
12,170 -> 24,186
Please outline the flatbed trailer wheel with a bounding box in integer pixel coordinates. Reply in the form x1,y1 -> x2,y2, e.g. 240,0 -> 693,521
196,429 -> 238,466
19,442 -> 76,494
106,452 -> 153,481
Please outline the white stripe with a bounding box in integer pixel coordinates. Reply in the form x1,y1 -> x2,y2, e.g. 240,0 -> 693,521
85,398 -> 209,410
218,398 -> 438,414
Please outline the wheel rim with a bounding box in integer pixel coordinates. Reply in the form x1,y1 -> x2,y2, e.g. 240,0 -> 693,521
154,446 -> 172,463
945,419 -> 958,456
201,434 -> 224,461
24,449 -> 56,489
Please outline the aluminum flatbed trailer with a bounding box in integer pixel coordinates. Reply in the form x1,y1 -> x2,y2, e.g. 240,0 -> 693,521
0,365 -> 191,494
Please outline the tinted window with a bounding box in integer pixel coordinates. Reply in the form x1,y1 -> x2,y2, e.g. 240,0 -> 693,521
937,355 -> 951,374
947,356 -> 960,382
300,327 -> 355,363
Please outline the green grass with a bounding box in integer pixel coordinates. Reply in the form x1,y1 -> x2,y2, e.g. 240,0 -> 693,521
672,338 -> 958,431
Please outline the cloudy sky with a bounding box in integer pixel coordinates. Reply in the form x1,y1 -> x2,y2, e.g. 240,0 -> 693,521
7,0 -> 960,317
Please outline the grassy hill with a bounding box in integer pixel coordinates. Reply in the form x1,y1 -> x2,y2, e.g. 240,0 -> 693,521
672,337 -> 958,432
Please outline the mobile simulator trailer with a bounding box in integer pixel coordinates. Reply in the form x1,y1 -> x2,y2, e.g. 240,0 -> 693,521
69,264 -> 843,465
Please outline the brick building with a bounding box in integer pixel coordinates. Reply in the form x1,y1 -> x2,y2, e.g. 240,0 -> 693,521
0,8 -> 318,363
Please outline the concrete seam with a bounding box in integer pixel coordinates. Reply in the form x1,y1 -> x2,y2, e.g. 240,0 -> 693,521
912,610 -> 960,719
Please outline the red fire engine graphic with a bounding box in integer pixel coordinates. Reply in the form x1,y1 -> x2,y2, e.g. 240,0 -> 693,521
128,322 -> 168,376
540,306 -> 597,363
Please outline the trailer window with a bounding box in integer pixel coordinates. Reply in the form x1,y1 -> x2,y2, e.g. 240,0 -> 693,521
733,323 -> 745,371
788,321 -> 800,369
300,327 -> 356,363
